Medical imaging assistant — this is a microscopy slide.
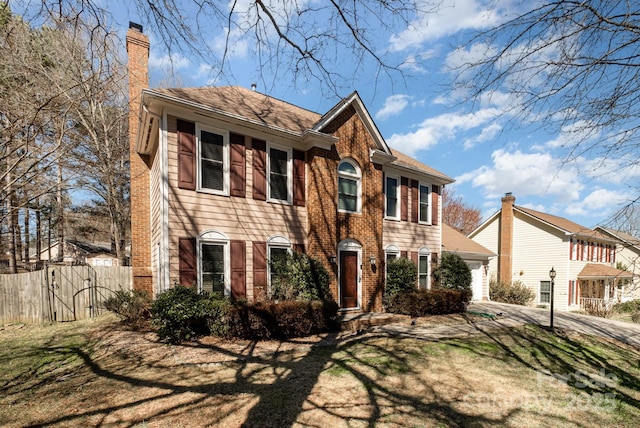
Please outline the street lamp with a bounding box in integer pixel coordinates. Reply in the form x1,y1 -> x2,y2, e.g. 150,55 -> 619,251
549,267 -> 556,332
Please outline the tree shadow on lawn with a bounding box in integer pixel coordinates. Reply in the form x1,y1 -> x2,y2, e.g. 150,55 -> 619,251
5,323 -> 627,428
445,322 -> 640,414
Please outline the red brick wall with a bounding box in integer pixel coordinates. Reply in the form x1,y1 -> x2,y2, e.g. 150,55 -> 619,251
126,28 -> 152,293
307,106 -> 385,311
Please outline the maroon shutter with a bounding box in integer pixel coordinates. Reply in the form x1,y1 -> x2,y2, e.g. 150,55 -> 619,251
293,149 -> 306,206
293,243 -> 305,254
230,240 -> 246,299
230,133 -> 246,197
431,185 -> 440,226
178,237 -> 197,287
401,250 -> 408,259
252,139 -> 267,200
253,241 -> 267,301
411,251 -> 418,265
401,177 -> 408,221
410,180 -> 418,223
177,120 -> 196,190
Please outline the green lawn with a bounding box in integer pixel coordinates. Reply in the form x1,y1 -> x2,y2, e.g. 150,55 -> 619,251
1,314 -> 639,427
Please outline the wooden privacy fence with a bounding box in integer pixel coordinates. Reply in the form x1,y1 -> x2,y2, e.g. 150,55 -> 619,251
0,265 -> 132,324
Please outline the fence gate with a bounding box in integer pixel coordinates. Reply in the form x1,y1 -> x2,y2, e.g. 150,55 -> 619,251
45,264 -> 108,322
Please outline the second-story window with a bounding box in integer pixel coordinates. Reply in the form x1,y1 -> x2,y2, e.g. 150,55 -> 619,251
419,184 -> 431,224
338,159 -> 361,213
198,126 -> 228,194
385,175 -> 399,219
268,145 -> 292,203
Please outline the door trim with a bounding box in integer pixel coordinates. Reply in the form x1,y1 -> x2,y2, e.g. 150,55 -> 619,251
338,239 -> 362,310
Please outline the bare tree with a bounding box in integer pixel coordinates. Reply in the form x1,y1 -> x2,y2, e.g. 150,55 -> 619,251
454,1 -> 640,214
442,187 -> 481,235
21,0 -> 430,94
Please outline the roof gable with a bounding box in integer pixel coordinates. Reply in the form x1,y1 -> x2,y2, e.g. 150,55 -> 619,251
515,206 -> 613,241
442,224 -> 495,257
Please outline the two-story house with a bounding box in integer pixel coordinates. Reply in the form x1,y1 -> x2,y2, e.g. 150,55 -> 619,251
470,193 -> 633,311
594,226 -> 640,302
126,24 -> 453,312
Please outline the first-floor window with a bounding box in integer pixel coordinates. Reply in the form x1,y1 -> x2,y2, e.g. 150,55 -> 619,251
202,243 -> 225,295
268,246 -> 289,289
418,253 -> 430,289
385,246 -> 400,282
540,280 -> 551,303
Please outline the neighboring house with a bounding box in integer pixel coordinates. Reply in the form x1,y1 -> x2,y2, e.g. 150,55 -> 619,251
441,223 -> 495,301
126,24 -> 454,312
38,239 -> 120,267
469,193 -> 632,311
594,227 -> 640,301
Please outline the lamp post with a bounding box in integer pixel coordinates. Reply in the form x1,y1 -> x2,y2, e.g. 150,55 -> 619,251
549,267 -> 556,332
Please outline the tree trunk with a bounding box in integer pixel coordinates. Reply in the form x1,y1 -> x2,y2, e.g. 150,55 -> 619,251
23,207 -> 30,265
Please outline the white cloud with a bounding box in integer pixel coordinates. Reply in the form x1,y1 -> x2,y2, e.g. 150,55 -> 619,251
149,53 -> 190,70
376,95 -> 411,120
461,149 -> 583,203
565,189 -> 630,217
386,108 -> 501,155
389,0 -> 505,52
463,122 -> 502,149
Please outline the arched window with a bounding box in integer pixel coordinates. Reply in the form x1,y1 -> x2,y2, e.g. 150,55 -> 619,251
267,235 -> 291,291
199,230 -> 229,296
338,159 -> 361,213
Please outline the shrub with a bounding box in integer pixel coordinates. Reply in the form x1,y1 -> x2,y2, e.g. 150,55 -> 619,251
151,286 -> 213,343
228,299 -> 340,340
269,251 -> 331,301
489,279 -> 535,305
103,289 -> 151,327
632,311 -> 640,324
613,299 -> 640,314
388,289 -> 471,316
384,257 -> 417,310
432,253 -> 472,292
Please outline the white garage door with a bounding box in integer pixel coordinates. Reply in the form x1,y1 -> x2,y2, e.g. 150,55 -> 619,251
466,261 -> 483,301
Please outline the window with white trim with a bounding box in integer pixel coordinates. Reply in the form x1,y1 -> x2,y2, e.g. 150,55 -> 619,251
197,125 -> 229,194
418,248 -> 431,290
199,231 -> 229,296
385,245 -> 400,282
418,183 -> 431,224
338,159 -> 361,213
385,175 -> 400,219
267,236 -> 292,291
268,144 -> 292,203
540,280 -> 551,303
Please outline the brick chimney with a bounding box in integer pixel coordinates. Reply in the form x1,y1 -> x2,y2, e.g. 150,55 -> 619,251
499,192 -> 516,284
126,22 -> 153,293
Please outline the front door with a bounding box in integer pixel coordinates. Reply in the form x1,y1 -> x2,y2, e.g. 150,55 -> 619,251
340,251 -> 358,308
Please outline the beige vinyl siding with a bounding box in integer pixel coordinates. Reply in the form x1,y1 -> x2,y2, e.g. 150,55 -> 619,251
470,215 -> 500,282
511,212 -> 569,310
165,115 -> 308,300
383,220 -> 439,253
616,245 -> 640,300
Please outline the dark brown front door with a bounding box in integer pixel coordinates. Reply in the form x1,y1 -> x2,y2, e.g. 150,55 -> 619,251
340,251 -> 358,308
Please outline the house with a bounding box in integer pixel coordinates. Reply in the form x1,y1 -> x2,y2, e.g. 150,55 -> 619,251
126,24 -> 454,312
441,223 -> 495,301
37,239 -> 120,267
594,227 -> 640,302
469,193 -> 633,311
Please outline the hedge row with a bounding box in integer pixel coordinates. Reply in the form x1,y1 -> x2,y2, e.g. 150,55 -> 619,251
150,286 -> 339,343
387,288 -> 471,316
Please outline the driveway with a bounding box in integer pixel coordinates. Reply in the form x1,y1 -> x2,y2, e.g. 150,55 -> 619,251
372,301 -> 640,349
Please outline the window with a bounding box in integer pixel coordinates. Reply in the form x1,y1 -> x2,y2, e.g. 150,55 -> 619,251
338,159 -> 361,213
198,126 -> 228,194
268,145 -> 292,203
199,231 -> 229,296
267,236 -> 292,291
201,243 -> 225,295
385,175 -> 399,219
418,248 -> 431,290
418,184 -> 431,224
385,245 -> 400,279
540,280 -> 551,303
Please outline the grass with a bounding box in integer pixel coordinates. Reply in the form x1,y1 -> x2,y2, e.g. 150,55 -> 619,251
1,314 -> 639,427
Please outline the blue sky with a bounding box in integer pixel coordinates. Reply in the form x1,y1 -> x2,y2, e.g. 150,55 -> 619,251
106,0 -> 636,229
